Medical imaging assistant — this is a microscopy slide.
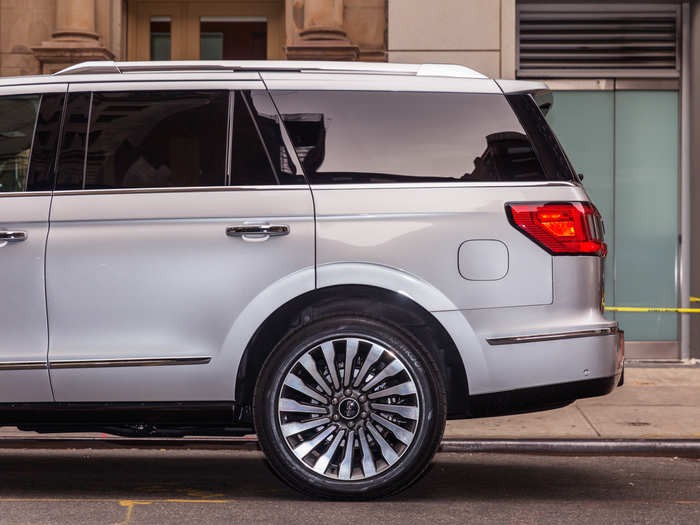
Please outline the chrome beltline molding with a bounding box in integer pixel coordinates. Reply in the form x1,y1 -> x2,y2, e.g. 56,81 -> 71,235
49,356 -> 212,369
0,357 -> 212,370
0,361 -> 48,370
487,327 -> 618,346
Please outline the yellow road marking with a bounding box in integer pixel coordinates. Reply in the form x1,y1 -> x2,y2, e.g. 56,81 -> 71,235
115,500 -> 151,525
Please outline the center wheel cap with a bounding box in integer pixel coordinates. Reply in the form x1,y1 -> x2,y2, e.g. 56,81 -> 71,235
338,397 -> 360,420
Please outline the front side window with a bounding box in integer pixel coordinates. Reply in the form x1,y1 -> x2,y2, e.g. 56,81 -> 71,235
269,90 -> 574,184
0,95 -> 40,192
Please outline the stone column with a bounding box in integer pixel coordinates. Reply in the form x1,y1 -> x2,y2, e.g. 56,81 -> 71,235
287,0 -> 359,61
33,0 -> 114,74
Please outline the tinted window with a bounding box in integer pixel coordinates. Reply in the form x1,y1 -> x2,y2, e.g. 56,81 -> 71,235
245,90 -> 303,184
270,90 -> 571,184
83,91 -> 227,189
0,95 -> 40,192
506,94 -> 577,182
56,92 -> 90,190
27,93 -> 65,191
231,91 -> 277,185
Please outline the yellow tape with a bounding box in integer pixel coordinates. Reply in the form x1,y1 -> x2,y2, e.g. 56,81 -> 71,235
604,306 -> 700,313
602,296 -> 700,313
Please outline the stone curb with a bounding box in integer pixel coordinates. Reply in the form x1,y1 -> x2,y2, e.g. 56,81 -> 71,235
0,436 -> 698,458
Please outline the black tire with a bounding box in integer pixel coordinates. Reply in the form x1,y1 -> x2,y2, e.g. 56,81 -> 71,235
254,315 -> 446,500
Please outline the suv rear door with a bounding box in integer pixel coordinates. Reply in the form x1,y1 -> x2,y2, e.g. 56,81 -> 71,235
45,78 -> 314,402
0,86 -> 64,401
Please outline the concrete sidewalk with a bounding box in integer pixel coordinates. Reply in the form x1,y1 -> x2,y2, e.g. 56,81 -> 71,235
0,367 -> 697,441
445,366 -> 700,439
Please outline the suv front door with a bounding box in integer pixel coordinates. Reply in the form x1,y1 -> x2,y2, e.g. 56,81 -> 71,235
45,80 -> 314,402
0,86 -> 64,401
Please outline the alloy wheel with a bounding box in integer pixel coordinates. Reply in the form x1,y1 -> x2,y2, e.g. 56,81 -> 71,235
276,337 -> 421,480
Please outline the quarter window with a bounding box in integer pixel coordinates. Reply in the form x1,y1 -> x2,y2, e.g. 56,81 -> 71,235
270,90 -> 571,184
27,93 -> 65,192
0,95 -> 40,192
230,91 -> 278,186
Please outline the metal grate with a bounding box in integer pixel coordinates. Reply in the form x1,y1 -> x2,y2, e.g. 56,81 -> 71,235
517,4 -> 681,78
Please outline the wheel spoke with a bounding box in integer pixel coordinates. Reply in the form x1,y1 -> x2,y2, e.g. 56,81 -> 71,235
353,344 -> 384,388
320,342 -> 341,390
298,353 -> 333,396
313,429 -> 345,475
366,421 -> 399,465
293,425 -> 336,458
281,417 -> 331,438
370,413 -> 414,445
367,380 -> 417,400
358,427 -> 377,477
361,358 -> 403,392
279,398 -> 328,415
283,374 -> 328,404
370,402 -> 418,420
338,431 -> 355,480
343,338 -> 359,387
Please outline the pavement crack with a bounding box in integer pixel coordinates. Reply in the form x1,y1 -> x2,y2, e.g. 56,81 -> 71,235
575,404 -> 602,437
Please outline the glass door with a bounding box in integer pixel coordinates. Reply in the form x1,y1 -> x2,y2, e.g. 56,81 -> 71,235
546,89 -> 680,357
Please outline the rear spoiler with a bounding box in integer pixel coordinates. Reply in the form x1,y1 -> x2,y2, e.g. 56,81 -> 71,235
495,79 -> 553,115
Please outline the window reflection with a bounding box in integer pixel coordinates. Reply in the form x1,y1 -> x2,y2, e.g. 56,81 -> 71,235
0,95 -> 40,192
84,91 -> 228,189
271,91 -> 560,184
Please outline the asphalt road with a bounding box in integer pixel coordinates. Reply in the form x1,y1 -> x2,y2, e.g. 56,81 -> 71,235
0,449 -> 697,524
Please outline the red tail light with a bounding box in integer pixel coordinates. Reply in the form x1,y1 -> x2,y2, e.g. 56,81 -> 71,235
506,202 -> 607,256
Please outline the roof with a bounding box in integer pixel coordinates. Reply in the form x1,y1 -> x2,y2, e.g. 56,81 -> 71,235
54,60 -> 488,79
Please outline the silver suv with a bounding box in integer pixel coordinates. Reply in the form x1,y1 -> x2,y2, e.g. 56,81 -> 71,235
0,60 -> 622,499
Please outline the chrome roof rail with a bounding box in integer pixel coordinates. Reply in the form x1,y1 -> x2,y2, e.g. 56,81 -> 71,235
54,60 -> 488,79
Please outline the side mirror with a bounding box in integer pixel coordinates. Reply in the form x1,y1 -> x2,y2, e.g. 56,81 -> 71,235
578,173 -> 584,181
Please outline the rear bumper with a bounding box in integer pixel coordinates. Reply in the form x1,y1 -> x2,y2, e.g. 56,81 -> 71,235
463,372 -> 621,419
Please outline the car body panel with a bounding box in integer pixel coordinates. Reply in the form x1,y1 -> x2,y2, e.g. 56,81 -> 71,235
0,194 -> 54,401
46,187 -> 315,401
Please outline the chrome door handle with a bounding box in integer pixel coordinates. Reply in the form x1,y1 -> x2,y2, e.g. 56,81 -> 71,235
226,224 -> 290,238
0,230 -> 27,242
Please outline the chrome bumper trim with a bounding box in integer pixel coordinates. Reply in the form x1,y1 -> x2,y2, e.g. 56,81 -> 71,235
487,327 -> 618,346
49,356 -> 212,369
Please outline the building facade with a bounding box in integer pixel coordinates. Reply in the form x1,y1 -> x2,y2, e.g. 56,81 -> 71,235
0,0 -> 698,361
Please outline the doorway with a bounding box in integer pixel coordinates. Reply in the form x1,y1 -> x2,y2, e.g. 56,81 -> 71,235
127,0 -> 285,60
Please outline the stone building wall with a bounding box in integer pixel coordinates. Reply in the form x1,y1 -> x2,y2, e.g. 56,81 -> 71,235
0,0 -> 386,76
387,0 -> 515,78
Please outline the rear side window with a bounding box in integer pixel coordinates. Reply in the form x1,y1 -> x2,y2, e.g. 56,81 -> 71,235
55,89 -> 291,190
0,95 -> 40,192
85,91 -> 227,189
270,90 -> 575,184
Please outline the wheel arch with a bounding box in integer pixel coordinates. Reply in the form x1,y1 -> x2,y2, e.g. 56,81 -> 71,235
235,284 -> 470,419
